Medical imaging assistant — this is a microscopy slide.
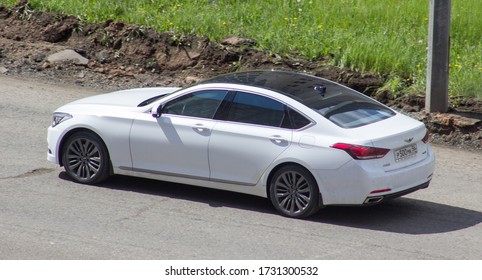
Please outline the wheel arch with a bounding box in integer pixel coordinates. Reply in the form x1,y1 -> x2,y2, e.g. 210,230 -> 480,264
58,128 -> 112,174
265,162 -> 324,208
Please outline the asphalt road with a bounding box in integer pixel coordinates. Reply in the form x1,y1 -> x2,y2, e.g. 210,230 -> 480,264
0,76 -> 481,259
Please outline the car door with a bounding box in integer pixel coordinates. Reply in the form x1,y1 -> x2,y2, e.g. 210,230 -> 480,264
129,90 -> 228,179
209,91 -> 292,185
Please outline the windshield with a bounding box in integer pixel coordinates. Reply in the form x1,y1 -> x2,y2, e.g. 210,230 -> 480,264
137,91 -> 178,107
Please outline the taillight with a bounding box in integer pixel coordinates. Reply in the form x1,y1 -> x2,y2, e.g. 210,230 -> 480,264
422,131 -> 430,143
331,143 -> 390,160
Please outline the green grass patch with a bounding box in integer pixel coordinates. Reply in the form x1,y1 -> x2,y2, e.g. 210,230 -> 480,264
1,0 -> 481,98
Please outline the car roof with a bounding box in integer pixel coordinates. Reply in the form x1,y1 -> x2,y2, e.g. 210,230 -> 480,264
198,70 -> 340,104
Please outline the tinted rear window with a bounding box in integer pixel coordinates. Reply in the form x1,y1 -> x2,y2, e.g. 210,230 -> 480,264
310,84 -> 395,128
318,100 -> 395,128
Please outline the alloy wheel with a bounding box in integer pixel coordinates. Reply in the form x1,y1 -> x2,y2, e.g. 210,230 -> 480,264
66,138 -> 102,180
273,170 -> 312,215
62,131 -> 110,184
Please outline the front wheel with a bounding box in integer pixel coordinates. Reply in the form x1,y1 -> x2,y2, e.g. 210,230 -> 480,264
61,131 -> 110,184
269,165 -> 320,218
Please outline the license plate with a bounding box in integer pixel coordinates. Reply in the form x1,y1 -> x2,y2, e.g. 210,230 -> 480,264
394,144 -> 417,162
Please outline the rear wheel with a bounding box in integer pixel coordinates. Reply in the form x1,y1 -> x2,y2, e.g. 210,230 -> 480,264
62,131 -> 110,184
269,165 -> 320,218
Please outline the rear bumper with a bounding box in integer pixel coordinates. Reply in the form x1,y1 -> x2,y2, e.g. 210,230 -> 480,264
312,145 -> 435,205
363,180 -> 430,205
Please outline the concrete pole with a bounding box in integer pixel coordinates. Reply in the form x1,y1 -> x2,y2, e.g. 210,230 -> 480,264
426,0 -> 451,113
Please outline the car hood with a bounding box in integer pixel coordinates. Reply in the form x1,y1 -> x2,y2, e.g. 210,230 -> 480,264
68,87 -> 181,108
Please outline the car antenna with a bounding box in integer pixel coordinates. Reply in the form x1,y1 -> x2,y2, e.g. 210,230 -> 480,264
314,84 -> 326,97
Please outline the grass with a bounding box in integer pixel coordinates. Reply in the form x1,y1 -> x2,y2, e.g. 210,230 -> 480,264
1,0 -> 481,98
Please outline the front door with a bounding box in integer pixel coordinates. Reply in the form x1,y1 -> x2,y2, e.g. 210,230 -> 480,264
129,90 -> 228,179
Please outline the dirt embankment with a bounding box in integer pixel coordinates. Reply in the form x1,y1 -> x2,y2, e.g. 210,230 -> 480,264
1,1 -> 481,150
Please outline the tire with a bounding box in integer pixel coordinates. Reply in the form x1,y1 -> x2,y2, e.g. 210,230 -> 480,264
269,165 -> 320,218
61,131 -> 110,184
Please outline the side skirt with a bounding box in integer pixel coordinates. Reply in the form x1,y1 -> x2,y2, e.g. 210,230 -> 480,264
115,166 -> 268,198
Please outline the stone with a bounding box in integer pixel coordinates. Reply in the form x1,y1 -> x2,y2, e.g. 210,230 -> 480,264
185,76 -> 201,84
430,113 -> 481,128
221,36 -> 256,46
47,49 -> 89,65
452,116 -> 481,128
162,49 -> 196,71
32,54 -> 45,63
95,50 -> 111,63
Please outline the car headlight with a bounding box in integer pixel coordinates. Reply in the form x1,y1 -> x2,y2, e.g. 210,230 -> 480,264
52,112 -> 73,127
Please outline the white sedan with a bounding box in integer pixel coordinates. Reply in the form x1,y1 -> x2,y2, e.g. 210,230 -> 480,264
47,70 -> 435,218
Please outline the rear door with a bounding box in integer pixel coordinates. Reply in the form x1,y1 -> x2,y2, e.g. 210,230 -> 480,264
209,91 -> 292,185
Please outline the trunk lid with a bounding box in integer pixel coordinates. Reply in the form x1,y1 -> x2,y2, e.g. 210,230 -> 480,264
348,113 -> 430,171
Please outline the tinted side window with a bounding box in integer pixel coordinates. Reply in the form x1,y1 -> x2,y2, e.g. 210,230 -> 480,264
226,92 -> 285,127
164,90 -> 227,119
281,107 -> 311,129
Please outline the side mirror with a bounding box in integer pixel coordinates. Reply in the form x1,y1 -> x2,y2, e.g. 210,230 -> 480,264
151,103 -> 165,118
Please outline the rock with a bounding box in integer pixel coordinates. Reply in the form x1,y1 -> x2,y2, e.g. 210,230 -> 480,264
453,116 -> 481,128
159,49 -> 196,71
95,50 -> 111,63
185,76 -> 201,84
430,113 -> 481,128
0,66 -> 8,74
32,54 -> 45,63
221,36 -> 256,46
402,105 -> 416,112
47,49 -> 89,65
430,113 -> 454,126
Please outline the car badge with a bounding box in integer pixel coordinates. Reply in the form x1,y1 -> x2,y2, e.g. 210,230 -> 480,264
404,137 -> 414,143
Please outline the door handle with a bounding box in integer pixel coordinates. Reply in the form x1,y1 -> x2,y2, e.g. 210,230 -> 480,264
269,135 -> 287,144
193,124 -> 209,133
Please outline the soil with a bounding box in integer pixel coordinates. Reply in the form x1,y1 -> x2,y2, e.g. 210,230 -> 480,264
1,1 -> 481,150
